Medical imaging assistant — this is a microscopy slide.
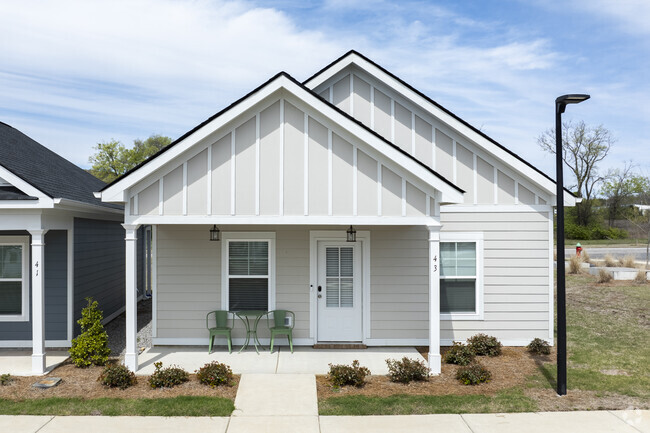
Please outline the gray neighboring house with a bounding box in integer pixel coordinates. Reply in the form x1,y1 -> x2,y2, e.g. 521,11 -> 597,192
0,122 -> 128,374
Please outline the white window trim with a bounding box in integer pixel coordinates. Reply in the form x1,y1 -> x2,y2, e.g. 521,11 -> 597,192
0,236 -> 30,322
220,232 -> 276,311
439,232 -> 484,321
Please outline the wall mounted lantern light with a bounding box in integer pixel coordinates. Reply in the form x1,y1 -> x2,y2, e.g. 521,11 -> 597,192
346,225 -> 356,242
209,225 -> 220,241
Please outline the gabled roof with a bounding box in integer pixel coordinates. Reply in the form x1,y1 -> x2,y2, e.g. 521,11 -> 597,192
0,121 -> 121,209
304,50 -> 576,204
99,72 -> 464,204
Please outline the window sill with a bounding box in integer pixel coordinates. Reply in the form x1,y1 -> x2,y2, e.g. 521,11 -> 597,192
440,313 -> 483,321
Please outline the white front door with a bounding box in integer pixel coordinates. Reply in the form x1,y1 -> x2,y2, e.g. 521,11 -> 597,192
317,241 -> 362,342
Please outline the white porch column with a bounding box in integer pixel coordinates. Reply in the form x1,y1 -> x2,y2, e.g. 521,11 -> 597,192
29,229 -> 47,375
427,225 -> 442,375
123,224 -> 139,372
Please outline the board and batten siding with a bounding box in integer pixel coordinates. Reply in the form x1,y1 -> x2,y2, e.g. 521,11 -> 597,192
155,225 -> 311,341
128,97 -> 433,220
313,69 -> 550,207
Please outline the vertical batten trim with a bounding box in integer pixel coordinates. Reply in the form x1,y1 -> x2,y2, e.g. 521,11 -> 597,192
390,98 -> 395,142
328,129 -> 333,216
279,99 -> 285,216
133,194 -> 139,216
514,181 -> 519,205
255,112 -> 260,216
425,194 -> 431,217
231,129 -> 236,215
431,125 -> 436,169
370,85 -> 375,130
377,162 -> 382,216
349,73 -> 354,116
452,139 -> 457,184
206,145 -> 212,215
304,113 -> 309,216
401,178 -> 407,216
473,153 -> 478,205
535,195 -> 540,205
329,86 -> 333,104
158,177 -> 163,216
411,112 -> 416,154
493,166 -> 498,205
182,161 -> 188,215
352,146 -> 358,216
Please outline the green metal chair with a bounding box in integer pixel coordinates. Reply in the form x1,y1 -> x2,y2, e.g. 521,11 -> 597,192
267,310 -> 295,353
206,310 -> 233,354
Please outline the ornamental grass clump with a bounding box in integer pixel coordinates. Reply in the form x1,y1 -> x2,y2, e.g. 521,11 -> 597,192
443,342 -> 475,366
456,362 -> 491,385
597,268 -> 613,284
327,360 -> 370,388
526,338 -> 551,355
69,298 -> 111,367
568,255 -> 583,274
98,364 -> 137,390
196,361 -> 234,388
385,357 -> 429,383
635,269 -> 648,284
148,362 -> 189,388
466,333 -> 502,357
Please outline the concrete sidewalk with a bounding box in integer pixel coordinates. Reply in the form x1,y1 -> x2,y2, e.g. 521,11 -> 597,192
1,410 -> 647,433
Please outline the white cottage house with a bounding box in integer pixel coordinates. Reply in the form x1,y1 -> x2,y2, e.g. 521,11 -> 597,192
97,51 -> 575,374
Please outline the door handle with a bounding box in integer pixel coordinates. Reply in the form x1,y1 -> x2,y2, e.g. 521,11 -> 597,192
317,285 -> 322,299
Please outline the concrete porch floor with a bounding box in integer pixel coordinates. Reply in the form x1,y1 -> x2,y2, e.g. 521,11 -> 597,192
135,346 -> 425,375
0,349 -> 70,376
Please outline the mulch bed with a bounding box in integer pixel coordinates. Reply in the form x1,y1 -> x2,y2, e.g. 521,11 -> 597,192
317,347 -> 546,399
0,359 -> 238,401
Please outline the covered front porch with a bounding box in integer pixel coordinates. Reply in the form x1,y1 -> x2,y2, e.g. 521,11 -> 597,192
134,345 -> 426,376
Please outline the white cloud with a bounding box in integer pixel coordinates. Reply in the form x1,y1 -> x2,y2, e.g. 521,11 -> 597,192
573,0 -> 650,35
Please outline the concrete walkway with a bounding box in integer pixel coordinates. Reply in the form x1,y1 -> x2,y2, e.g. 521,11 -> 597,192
1,410 -> 648,432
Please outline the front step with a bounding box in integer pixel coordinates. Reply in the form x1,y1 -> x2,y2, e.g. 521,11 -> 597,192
312,343 -> 367,349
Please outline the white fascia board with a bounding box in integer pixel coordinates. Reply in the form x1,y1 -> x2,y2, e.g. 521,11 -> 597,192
305,53 -> 560,201
126,214 -> 441,226
52,198 -> 124,215
280,78 -> 463,204
99,74 -> 463,205
0,165 -> 53,207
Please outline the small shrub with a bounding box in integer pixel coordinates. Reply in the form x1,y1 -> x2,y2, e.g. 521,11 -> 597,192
327,360 -> 370,388
98,364 -> 137,390
466,333 -> 502,357
0,374 -> 12,386
456,362 -> 491,385
148,362 -> 189,388
604,254 -> 617,267
386,357 -> 429,383
69,298 -> 111,367
526,338 -> 551,355
564,223 -> 591,240
196,361 -> 234,388
635,269 -> 648,284
443,342 -> 475,366
620,255 -> 636,268
597,268 -> 613,284
568,255 -> 583,274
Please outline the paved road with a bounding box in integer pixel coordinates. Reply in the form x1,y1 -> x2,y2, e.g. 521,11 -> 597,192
565,247 -> 648,261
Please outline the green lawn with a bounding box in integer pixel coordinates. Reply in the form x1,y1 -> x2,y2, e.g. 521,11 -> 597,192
320,389 -> 537,416
320,273 -> 650,415
0,396 -> 234,416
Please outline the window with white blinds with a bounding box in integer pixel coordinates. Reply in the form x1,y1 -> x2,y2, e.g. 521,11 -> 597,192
0,237 -> 29,321
440,241 -> 477,314
325,246 -> 354,308
227,241 -> 269,311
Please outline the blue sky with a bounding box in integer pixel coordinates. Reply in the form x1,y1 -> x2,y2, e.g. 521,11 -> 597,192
1,0 -> 648,188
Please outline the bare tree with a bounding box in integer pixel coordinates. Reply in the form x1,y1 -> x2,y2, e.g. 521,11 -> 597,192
538,120 -> 613,226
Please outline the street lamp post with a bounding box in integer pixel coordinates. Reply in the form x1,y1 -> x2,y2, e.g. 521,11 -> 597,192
555,94 -> 590,396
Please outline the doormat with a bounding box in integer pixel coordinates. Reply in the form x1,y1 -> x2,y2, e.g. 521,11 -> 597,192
32,377 -> 61,389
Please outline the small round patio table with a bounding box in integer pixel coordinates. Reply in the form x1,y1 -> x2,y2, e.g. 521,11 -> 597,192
234,310 -> 268,354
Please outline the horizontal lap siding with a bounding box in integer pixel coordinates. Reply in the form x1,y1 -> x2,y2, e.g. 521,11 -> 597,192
370,226 -> 429,340
441,210 -> 551,342
155,226 -> 310,341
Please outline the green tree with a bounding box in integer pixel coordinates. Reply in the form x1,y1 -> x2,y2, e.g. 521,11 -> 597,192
69,298 -> 111,367
89,134 -> 172,182
601,162 -> 650,226
538,120 -> 613,226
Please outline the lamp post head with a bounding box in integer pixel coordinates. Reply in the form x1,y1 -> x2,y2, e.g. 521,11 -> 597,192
556,94 -> 590,113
